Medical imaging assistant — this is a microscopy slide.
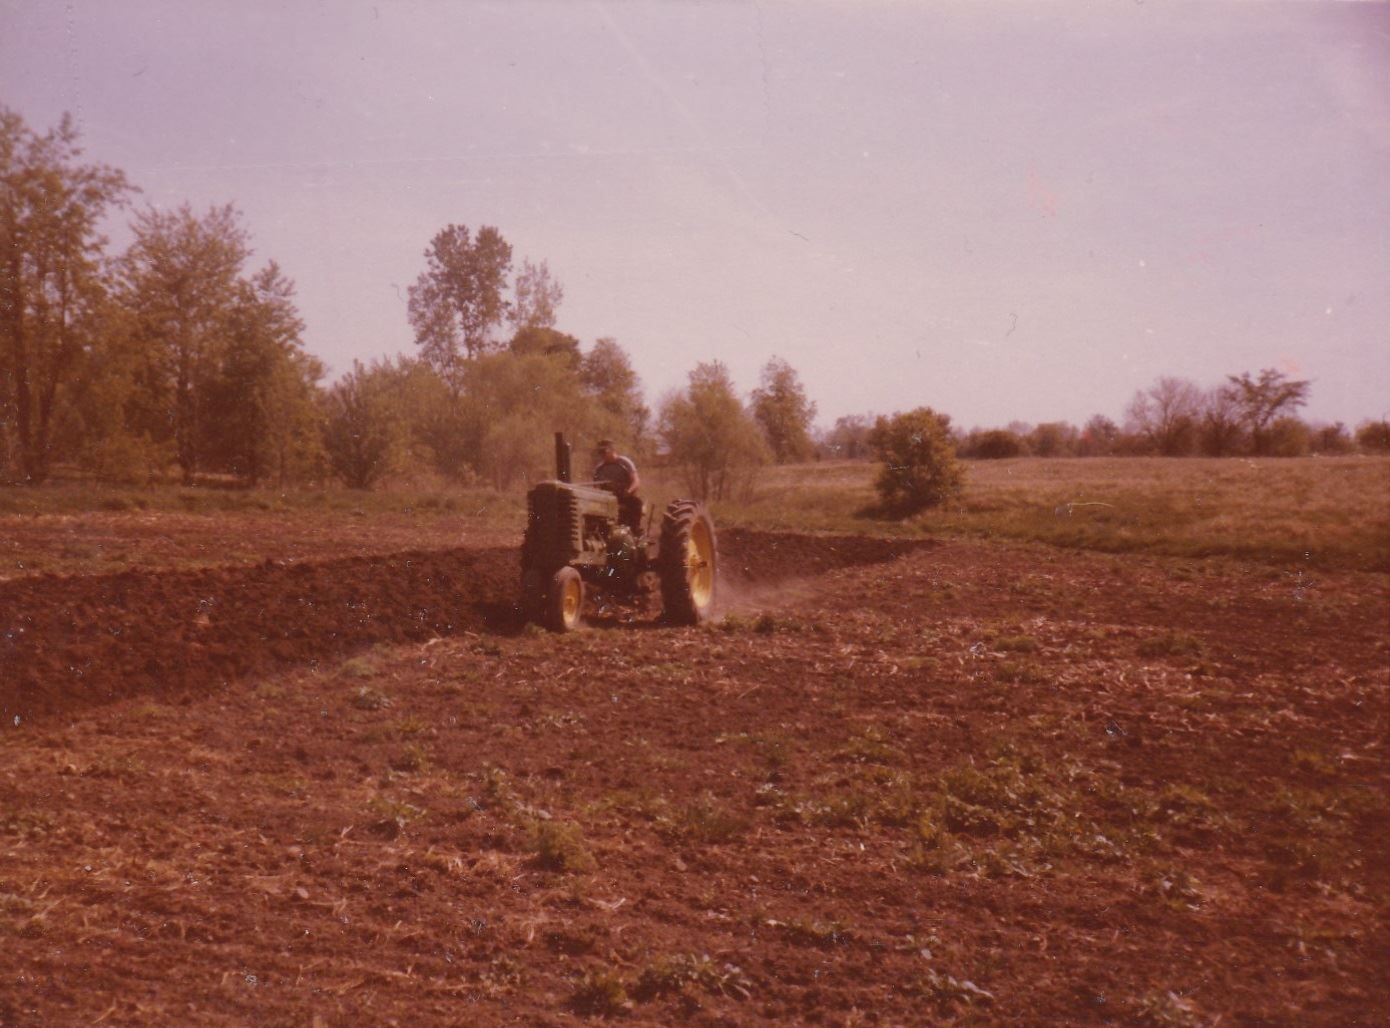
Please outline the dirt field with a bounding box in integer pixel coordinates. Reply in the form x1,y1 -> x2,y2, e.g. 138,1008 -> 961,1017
2,516 -> 1387,1024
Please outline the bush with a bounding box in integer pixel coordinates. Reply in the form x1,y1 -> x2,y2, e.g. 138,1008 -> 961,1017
970,429 -> 1027,460
80,432 -> 169,485
1267,417 -> 1311,458
869,408 -> 965,515
1356,419 -> 1390,454
1028,422 -> 1077,458
1310,423 -> 1354,455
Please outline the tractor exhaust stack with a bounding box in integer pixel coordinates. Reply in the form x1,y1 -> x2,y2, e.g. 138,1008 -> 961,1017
555,432 -> 572,484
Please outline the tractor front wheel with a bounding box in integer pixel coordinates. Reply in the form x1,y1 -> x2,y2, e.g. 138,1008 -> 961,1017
546,566 -> 585,632
658,501 -> 716,625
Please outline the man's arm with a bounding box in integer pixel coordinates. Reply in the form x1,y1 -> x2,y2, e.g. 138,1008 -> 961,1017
623,457 -> 640,495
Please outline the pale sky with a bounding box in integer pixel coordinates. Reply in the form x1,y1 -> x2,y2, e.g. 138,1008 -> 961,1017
3,1 -> 1388,429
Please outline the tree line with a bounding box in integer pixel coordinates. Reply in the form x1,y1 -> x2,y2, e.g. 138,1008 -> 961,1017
4,109 -> 1385,493
323,219 -> 817,494
942,372 -> 1389,461
816,381 -> 1388,463
0,108 -> 825,493
1,109 -> 323,486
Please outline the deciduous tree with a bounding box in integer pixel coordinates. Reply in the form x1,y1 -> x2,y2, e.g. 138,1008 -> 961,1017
581,337 -> 648,448
323,360 -> 402,489
509,325 -> 581,370
1226,369 -> 1311,456
1266,416 -> 1311,457
968,428 -> 1026,459
118,203 -> 250,483
751,356 -> 817,463
407,224 -> 512,386
510,258 -> 563,331
1310,422 -> 1353,456
205,263 -> 323,485
1355,419 -> 1390,454
659,361 -> 769,500
0,107 -> 132,482
1029,421 -> 1077,458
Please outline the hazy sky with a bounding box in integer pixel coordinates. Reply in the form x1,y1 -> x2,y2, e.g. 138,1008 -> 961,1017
3,1 -> 1388,429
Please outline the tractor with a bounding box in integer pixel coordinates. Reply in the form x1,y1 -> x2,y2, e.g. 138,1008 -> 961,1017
520,433 -> 716,632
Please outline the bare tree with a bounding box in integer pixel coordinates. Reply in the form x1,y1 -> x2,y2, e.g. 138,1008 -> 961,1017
1199,383 -> 1245,456
1079,415 -> 1119,457
1125,376 -> 1201,455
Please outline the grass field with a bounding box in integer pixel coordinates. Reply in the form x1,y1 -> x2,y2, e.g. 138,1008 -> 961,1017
696,456 -> 1390,572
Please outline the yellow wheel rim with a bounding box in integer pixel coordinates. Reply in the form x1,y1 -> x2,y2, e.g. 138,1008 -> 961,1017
686,520 -> 714,609
561,576 -> 583,626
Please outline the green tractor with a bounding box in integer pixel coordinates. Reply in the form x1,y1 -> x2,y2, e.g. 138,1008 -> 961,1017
520,433 -> 717,632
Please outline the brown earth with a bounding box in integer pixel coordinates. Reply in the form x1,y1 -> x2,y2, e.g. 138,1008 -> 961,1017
1,524 -> 1387,1025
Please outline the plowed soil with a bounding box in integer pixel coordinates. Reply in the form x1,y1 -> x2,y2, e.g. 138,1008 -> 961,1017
1,524 -> 1387,1025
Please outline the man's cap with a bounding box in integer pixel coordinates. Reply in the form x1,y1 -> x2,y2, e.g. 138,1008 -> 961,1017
596,439 -> 615,450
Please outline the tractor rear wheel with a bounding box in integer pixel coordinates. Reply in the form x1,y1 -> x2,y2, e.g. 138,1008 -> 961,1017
658,501 -> 716,625
546,566 -> 585,632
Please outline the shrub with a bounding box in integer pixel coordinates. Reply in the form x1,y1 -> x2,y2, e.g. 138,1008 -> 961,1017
970,429 -> 1027,460
1267,417 -> 1311,458
1355,419 -> 1390,454
1310,422 -> 1354,455
868,407 -> 965,515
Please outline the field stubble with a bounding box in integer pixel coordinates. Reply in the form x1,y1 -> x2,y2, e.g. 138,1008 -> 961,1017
0,458 -> 1386,1023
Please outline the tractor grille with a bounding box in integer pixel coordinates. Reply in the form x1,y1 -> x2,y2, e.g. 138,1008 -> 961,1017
527,482 -> 584,565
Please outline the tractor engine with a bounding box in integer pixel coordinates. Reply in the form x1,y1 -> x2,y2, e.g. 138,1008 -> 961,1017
523,480 -> 622,570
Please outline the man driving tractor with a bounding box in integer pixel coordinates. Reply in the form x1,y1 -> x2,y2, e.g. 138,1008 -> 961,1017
593,439 -> 643,533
